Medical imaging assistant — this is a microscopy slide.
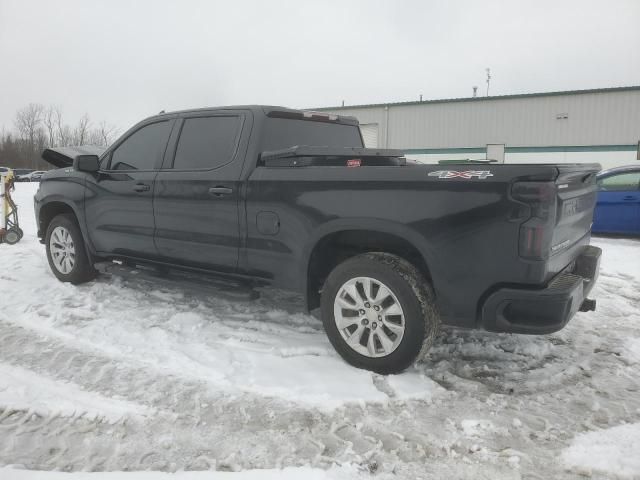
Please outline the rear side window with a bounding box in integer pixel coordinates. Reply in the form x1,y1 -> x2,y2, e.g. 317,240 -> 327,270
598,172 -> 640,191
172,116 -> 242,170
260,118 -> 363,152
110,121 -> 172,171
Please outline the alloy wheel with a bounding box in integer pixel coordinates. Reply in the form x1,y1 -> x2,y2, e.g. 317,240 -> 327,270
49,226 -> 76,274
333,276 -> 406,358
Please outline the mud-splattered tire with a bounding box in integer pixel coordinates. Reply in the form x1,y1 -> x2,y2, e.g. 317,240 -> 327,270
320,252 -> 439,374
45,213 -> 97,284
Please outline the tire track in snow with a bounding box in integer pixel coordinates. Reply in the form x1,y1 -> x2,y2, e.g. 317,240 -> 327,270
2,312 -> 639,477
0,319 -> 464,476
0,320 -> 370,472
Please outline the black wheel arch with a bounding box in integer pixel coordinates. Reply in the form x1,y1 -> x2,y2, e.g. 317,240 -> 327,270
38,200 -> 96,261
319,251 -> 439,373
304,223 -> 435,312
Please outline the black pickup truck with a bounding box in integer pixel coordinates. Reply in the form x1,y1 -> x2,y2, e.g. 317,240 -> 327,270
35,106 -> 602,373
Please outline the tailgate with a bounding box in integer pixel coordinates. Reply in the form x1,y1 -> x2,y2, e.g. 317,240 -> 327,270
550,164 -> 600,256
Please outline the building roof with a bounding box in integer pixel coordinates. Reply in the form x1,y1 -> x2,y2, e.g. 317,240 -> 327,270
315,85 -> 640,111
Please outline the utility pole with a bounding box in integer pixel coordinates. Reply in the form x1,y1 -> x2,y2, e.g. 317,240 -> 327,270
486,68 -> 492,96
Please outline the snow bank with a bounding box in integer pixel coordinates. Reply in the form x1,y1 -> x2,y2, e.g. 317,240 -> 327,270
561,423 -> 640,478
0,465 -> 361,480
0,363 -> 153,422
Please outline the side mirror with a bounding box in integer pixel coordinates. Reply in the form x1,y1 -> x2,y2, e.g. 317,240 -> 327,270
74,155 -> 100,173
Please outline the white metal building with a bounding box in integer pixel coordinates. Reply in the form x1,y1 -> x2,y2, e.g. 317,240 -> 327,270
318,86 -> 640,169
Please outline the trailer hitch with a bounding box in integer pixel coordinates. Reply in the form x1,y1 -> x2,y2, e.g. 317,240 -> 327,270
579,298 -> 596,312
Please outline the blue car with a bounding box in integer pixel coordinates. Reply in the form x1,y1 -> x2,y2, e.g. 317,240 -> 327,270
592,165 -> 640,235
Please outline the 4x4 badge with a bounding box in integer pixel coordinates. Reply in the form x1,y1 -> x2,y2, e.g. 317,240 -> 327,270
428,170 -> 494,179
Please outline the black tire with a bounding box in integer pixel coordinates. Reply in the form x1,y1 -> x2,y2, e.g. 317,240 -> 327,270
320,252 -> 439,374
3,228 -> 21,244
45,213 -> 97,284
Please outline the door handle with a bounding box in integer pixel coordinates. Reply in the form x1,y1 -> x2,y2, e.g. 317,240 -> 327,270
623,196 -> 637,201
133,183 -> 150,192
208,186 -> 233,196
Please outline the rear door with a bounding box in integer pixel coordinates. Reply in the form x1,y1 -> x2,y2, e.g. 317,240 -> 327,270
593,171 -> 640,234
153,112 -> 248,271
85,119 -> 174,257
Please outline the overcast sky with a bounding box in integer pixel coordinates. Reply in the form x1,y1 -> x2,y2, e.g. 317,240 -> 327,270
1,0 -> 639,133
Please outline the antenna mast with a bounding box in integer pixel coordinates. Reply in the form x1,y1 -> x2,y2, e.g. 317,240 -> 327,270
486,68 -> 492,96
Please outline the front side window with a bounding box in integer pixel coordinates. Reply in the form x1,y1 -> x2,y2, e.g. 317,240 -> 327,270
598,172 -> 640,191
172,116 -> 242,170
110,121 -> 172,171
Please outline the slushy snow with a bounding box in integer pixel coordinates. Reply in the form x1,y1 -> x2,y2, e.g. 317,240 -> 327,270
0,364 -> 154,422
1,182 -> 639,479
562,422 -> 640,478
0,465 -> 361,480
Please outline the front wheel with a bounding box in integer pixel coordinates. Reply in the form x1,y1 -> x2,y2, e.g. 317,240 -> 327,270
320,253 -> 439,374
45,214 -> 97,284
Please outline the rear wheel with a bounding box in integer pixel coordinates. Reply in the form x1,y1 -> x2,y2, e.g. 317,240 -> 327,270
320,253 -> 439,374
45,214 -> 97,284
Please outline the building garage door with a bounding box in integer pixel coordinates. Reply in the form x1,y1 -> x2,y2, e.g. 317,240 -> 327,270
359,123 -> 379,148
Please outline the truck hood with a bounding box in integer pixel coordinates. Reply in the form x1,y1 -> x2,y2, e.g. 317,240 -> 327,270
41,145 -> 106,168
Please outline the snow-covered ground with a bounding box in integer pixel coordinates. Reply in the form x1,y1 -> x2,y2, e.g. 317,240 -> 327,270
1,182 -> 639,479
0,466 -> 360,480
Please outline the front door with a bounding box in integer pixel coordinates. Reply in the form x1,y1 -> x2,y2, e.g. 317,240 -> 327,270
85,119 -> 174,258
594,171 -> 640,234
153,113 -> 246,271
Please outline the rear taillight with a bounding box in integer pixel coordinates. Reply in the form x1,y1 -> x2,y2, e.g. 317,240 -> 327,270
512,181 -> 557,259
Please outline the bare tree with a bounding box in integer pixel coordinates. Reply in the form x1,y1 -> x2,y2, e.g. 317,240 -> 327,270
2,103 -> 122,168
54,106 -> 71,147
87,121 -> 118,147
35,128 -> 47,157
14,103 -> 44,144
43,106 -> 57,147
14,103 -> 45,168
96,120 -> 118,146
73,113 -> 91,145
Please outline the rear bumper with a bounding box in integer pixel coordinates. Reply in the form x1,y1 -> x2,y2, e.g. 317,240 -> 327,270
480,245 -> 601,334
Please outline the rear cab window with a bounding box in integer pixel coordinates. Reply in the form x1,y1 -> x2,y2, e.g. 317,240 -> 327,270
260,118 -> 363,152
171,116 -> 242,170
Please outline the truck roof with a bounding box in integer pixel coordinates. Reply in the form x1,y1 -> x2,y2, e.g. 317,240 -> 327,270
152,105 -> 360,126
